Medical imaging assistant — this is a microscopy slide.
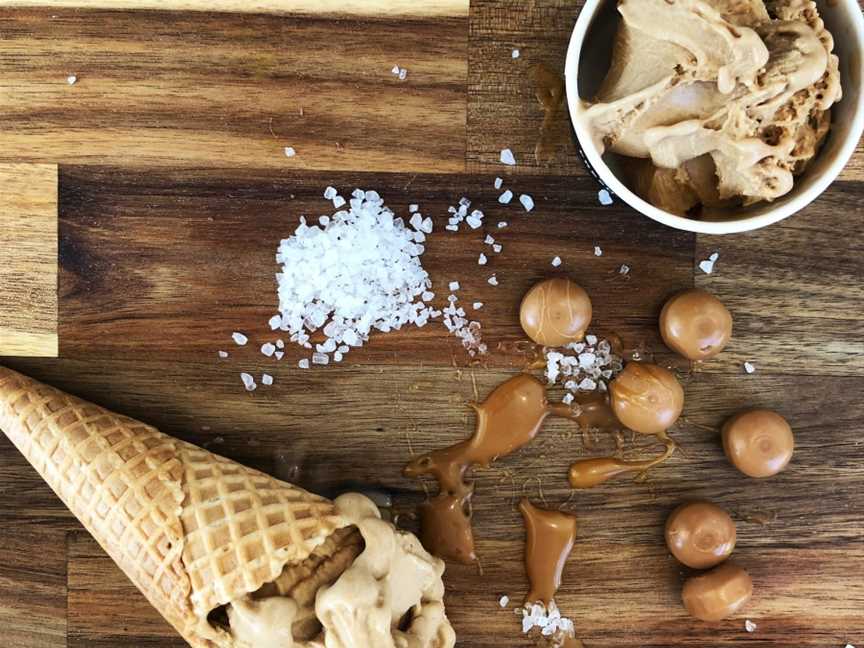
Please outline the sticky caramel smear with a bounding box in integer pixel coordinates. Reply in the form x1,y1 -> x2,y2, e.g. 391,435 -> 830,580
520,499 -> 577,606
404,374 -> 572,563
532,63 -> 567,164
568,433 -> 677,489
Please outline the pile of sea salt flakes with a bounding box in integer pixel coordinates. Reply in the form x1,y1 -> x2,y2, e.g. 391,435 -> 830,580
544,334 -> 623,403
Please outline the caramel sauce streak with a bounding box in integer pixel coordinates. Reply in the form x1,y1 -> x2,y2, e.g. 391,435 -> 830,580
520,499 -> 577,606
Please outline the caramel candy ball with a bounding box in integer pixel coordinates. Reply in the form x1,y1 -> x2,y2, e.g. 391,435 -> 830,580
660,289 -> 732,361
665,501 -> 736,569
682,562 -> 753,622
722,409 -> 794,478
519,278 -> 592,347
609,362 -> 684,435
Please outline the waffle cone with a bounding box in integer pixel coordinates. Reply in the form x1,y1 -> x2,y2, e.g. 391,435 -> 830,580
0,366 -> 347,647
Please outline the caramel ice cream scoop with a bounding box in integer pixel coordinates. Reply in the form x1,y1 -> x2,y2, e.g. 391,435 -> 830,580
682,562 -> 753,622
519,278 -> 592,347
665,501 -> 736,569
610,362 -> 684,435
660,289 -> 732,361
722,409 -> 794,477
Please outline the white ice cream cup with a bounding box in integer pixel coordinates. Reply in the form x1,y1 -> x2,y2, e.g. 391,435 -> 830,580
565,0 -> 864,234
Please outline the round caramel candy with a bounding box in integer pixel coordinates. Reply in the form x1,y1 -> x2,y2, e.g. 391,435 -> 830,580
660,289 -> 732,361
609,362 -> 684,435
519,278 -> 592,347
665,501 -> 736,569
682,562 -> 753,622
722,409 -> 794,478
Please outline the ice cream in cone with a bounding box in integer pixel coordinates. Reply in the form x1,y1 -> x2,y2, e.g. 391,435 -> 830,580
0,366 -> 455,648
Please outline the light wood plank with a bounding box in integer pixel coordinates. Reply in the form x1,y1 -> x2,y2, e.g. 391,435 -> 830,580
0,164 -> 58,357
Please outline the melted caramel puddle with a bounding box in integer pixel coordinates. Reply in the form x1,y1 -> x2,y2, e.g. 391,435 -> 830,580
569,431 -> 677,488
404,374 -> 573,563
520,499 -> 577,605
533,63 -> 567,164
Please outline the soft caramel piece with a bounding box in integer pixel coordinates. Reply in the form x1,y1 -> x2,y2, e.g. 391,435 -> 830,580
682,562 -> 753,622
609,362 -> 684,435
519,278 -> 592,347
665,501 -> 736,569
722,409 -> 794,477
660,288 -> 732,361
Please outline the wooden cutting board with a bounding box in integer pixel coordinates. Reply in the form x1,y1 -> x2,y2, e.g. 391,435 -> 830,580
1,2 -> 863,648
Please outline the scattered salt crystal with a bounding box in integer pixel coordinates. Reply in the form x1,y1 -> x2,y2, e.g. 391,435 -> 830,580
562,393 -> 574,405
484,235 -> 495,245
420,217 -> 433,234
494,177 -> 503,189
579,378 -> 597,390
519,194 -> 535,212
422,291 -> 435,301
268,314 -> 282,330
500,148 -> 516,166
274,351 -> 284,360
594,245 -> 603,257
466,214 -> 483,229
232,332 -> 248,346
319,215 -> 331,227
445,224 -> 459,232
512,49 -> 520,59
392,64 -> 400,75
744,362 -> 756,374
298,359 -> 310,369
844,644 -> 856,648
398,68 -> 408,81
619,264 -> 630,275
333,195 -> 346,209
342,329 -> 360,347
218,350 -> 228,359
551,256 -> 562,267
276,339 -> 285,349
699,252 -> 720,274
284,146 -> 296,158
312,353 -> 329,365
333,351 -> 343,362
499,190 -> 514,204
240,373 -> 256,391
488,275 -> 499,286
499,595 -> 510,607
261,373 -> 274,386
324,186 -> 338,200
478,253 -> 488,265
261,342 -> 276,357
473,302 -> 484,310
449,281 -> 461,291
492,244 -> 503,253
745,620 -> 757,633
586,334 -> 598,345
67,74 -> 77,85
409,204 -> 419,213
598,188 -> 613,205
410,213 -> 424,231
498,221 -> 508,228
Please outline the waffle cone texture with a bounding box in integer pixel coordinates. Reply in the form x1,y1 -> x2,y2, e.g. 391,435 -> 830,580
0,366 -> 347,647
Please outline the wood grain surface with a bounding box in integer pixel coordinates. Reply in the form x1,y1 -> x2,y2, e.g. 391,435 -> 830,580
0,164 -> 58,357
0,1 -> 863,648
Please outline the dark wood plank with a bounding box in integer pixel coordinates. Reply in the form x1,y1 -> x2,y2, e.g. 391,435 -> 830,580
694,181 -> 864,377
0,8 -> 468,173
57,167 -> 694,366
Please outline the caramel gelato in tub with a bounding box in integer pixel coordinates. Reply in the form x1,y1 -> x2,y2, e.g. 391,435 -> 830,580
576,0 -> 842,215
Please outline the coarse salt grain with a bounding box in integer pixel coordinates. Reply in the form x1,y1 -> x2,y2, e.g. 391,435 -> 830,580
499,595 -> 510,607
276,339 -> 285,349
473,302 -> 484,310
499,190 -> 514,204
594,245 -> 603,257
232,332 -> 248,346
484,235 -> 495,245
512,49 -> 520,59
494,177 -> 503,189
261,373 -> 274,386
478,253 -> 488,265
218,350 -> 228,359
744,362 -> 756,374
274,351 -> 284,360
551,256 -> 562,267
598,188 -> 613,205
492,244 -> 502,253
284,146 -> 296,157
409,204 -> 419,213
745,620 -> 757,633
488,275 -> 499,286
519,194 -> 535,212
261,343 -> 276,357
240,373 -> 256,391
498,221 -> 508,228
699,252 -> 720,274
67,75 -> 77,85
500,148 -> 516,166
269,314 -> 282,330
620,264 -> 630,275
449,281 -> 461,291
324,186 -> 338,200
298,359 -> 310,369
